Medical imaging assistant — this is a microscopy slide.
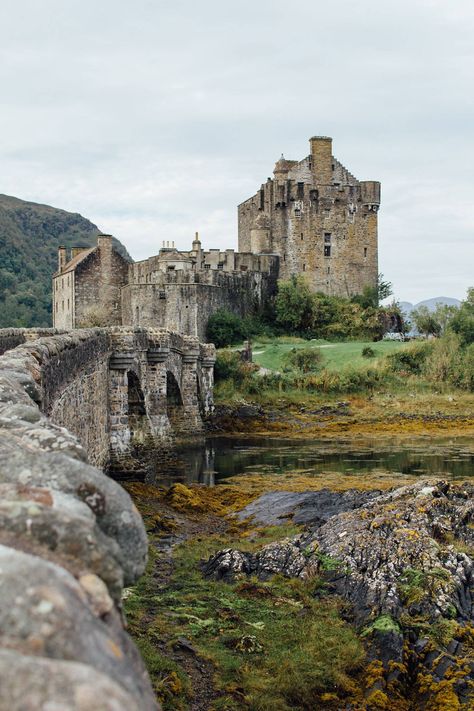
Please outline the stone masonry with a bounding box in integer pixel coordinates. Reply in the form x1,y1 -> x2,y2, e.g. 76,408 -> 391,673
0,329 -> 159,710
1,327 -> 215,469
238,136 -> 380,297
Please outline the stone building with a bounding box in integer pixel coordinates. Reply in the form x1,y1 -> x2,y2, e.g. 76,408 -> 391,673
53,235 -> 128,329
53,134 -> 380,336
53,233 -> 278,339
238,136 -> 380,297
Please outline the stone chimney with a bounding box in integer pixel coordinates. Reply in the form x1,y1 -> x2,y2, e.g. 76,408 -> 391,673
57,246 -> 67,272
97,234 -> 113,251
310,136 -> 333,185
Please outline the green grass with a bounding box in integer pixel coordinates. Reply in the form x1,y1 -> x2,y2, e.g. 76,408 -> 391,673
249,339 -> 408,372
125,527 -> 365,710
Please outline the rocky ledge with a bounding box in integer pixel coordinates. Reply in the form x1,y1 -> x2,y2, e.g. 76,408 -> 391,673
0,331 -> 158,710
204,480 -> 474,708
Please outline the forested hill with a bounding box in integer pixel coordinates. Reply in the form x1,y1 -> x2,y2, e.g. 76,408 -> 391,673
0,194 -> 131,327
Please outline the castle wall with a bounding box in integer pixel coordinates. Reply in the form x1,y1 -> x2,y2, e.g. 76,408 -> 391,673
122,263 -> 279,339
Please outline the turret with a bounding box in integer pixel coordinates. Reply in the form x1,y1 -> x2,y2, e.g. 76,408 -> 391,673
309,136 -> 333,185
360,181 -> 381,211
273,154 -> 292,182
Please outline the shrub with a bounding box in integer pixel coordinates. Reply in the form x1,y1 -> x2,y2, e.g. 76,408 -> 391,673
387,342 -> 432,375
206,310 -> 245,348
423,333 -> 462,385
214,350 -> 246,383
362,346 -> 376,358
284,347 -> 323,373
458,343 -> 474,391
77,305 -> 111,327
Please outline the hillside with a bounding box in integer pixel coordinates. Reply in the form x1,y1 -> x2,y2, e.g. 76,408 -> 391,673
400,296 -> 461,316
0,194 -> 131,327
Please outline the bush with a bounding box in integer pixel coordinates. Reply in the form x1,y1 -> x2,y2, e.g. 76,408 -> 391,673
387,342 -> 432,375
424,333 -> 474,391
423,333 -> 462,384
362,346 -> 376,358
284,347 -> 323,373
458,343 -> 474,390
206,310 -> 245,348
214,350 -> 246,383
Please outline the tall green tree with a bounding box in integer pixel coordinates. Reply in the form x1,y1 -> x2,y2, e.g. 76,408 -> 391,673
275,276 -> 315,334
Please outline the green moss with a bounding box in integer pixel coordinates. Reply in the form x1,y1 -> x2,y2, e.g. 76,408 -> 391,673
126,529 -> 365,710
362,614 -> 401,637
398,567 -> 451,607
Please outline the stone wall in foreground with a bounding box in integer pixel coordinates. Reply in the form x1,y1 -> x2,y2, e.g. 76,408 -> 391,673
0,337 -> 159,710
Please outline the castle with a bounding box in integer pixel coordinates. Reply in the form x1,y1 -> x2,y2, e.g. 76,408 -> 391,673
239,136 -> 380,295
53,136 -> 380,338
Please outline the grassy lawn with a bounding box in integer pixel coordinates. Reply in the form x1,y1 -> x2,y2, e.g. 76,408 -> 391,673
249,338 -> 408,372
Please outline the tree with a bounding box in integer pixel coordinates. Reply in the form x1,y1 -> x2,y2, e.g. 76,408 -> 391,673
351,274 -> 393,309
275,276 -> 315,334
450,288 -> 474,345
206,310 -> 245,348
410,305 -> 442,337
433,303 -> 458,335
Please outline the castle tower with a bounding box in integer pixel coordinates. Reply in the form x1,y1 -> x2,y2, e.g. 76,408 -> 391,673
237,135 -> 380,298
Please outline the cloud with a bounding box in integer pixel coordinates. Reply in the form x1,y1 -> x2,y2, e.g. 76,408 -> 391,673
0,0 -> 473,302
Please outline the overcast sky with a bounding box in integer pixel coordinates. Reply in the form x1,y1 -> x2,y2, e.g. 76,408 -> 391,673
0,0 -> 473,303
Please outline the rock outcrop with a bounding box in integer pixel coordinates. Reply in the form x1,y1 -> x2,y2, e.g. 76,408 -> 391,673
0,333 -> 158,710
204,481 -> 474,707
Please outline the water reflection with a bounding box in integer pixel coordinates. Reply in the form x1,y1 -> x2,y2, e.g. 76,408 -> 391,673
142,435 -> 474,487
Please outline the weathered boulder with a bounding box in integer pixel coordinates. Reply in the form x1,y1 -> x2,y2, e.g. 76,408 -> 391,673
0,649 -> 140,711
0,545 -> 156,709
0,330 -> 158,710
238,488 -> 381,526
0,448 -> 147,586
0,482 -> 125,600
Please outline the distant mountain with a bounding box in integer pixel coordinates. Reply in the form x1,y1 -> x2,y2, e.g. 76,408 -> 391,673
0,194 -> 131,327
400,296 -> 461,317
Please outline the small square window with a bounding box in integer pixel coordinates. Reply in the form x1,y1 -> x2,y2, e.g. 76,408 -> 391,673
324,233 -> 331,244
204,264 -> 211,269
159,291 -> 166,299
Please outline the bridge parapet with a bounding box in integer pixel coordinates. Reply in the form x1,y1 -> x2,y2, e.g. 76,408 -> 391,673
0,326 -> 215,468
0,328 -> 158,709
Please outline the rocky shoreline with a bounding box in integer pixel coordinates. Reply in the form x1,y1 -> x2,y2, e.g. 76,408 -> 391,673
204,480 -> 474,709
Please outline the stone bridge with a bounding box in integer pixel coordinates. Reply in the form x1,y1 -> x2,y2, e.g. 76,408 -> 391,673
0,326 -> 216,709
0,327 -> 215,469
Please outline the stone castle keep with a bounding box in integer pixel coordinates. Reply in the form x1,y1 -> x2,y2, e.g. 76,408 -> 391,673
53,136 -> 380,337
238,135 -> 380,295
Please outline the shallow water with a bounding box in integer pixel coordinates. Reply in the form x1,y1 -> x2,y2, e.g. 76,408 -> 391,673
144,435 -> 474,487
